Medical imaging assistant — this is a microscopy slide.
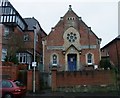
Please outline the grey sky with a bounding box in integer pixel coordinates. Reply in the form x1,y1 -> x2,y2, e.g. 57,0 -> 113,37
10,0 -> 118,47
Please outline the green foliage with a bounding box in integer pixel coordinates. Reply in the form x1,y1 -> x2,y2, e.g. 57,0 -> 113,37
99,59 -> 112,70
4,55 -> 19,64
4,31 -> 24,65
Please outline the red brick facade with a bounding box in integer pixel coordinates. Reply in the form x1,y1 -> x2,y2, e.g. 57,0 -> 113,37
101,36 -> 120,69
43,5 -> 101,72
1,0 -> 47,68
2,25 -> 24,59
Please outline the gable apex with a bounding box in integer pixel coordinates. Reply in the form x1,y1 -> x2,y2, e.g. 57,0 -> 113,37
64,5 -> 79,18
69,5 -> 72,11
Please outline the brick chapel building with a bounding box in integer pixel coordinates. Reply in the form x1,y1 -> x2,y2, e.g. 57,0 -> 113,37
43,5 -> 101,72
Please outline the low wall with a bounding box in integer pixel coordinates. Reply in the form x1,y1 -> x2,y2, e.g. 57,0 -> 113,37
51,67 -> 115,91
0,65 -> 18,80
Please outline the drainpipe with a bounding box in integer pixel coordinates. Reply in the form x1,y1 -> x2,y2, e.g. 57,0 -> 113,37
42,40 -> 45,72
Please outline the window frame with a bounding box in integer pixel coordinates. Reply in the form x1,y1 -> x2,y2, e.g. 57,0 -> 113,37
52,54 -> 57,65
1,48 -> 7,61
67,32 -> 77,43
3,26 -> 9,37
16,53 -> 27,63
86,53 -> 94,65
51,53 -> 59,66
24,34 -> 29,41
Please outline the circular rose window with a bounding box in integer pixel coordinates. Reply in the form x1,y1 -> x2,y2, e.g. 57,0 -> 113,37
67,32 -> 77,42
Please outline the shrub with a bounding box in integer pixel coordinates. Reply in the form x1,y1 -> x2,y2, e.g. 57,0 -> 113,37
99,59 -> 112,70
4,55 -> 19,64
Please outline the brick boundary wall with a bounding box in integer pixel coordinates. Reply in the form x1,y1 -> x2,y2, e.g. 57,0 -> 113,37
27,70 -> 40,91
51,66 -> 115,91
0,66 -> 18,80
27,70 -> 33,91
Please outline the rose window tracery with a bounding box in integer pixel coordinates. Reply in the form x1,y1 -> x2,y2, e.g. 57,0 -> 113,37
67,32 -> 77,42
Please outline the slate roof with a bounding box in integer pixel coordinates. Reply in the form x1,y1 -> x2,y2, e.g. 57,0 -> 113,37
24,17 -> 39,31
101,35 -> 120,49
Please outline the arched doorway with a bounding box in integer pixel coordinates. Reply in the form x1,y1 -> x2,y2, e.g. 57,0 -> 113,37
67,54 -> 77,71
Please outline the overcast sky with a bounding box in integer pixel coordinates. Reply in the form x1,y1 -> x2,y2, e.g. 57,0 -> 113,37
10,0 -> 119,47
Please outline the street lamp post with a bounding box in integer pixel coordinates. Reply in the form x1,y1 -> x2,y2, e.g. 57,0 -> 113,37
32,25 -> 37,93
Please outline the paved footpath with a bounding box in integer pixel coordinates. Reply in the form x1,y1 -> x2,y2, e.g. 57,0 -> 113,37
25,92 -> 120,98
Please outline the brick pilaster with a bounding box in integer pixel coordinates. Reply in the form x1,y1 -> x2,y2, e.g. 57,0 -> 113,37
51,66 -> 57,91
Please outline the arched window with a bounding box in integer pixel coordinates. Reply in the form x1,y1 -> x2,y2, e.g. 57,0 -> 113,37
87,53 -> 93,65
52,54 -> 57,65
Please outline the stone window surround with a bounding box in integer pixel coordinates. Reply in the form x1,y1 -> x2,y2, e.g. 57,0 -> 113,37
67,32 -> 77,43
86,52 -> 94,65
50,53 -> 59,66
63,27 -> 80,49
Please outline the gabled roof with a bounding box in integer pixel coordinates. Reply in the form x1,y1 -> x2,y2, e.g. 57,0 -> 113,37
101,35 -> 120,50
53,5 -> 79,29
1,0 -> 27,30
65,5 -> 100,40
64,5 -> 80,18
116,35 -> 120,39
24,17 -> 47,36
49,5 -> 100,40
24,17 -> 39,31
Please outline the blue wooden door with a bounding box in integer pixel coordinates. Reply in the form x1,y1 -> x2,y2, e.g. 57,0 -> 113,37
68,54 -> 77,71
